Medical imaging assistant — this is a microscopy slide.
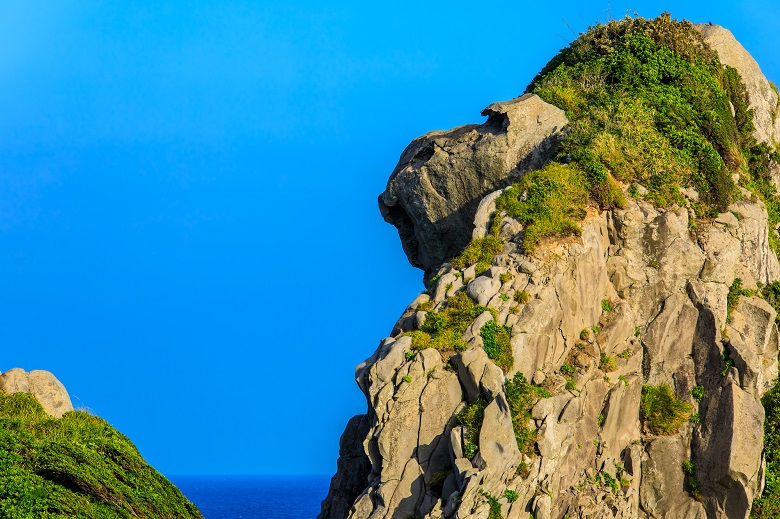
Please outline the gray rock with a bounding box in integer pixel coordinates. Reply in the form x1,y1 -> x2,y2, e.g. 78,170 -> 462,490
697,24 -> 780,145
0,368 -> 73,418
379,94 -> 567,272
466,277 -> 501,306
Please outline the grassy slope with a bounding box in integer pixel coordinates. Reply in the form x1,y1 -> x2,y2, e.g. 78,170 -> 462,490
0,391 -> 202,518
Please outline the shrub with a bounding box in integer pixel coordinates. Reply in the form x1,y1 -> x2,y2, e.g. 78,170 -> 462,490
599,354 -> 617,372
457,400 -> 486,459
414,292 -> 491,354
499,273 -> 512,283
601,299 -> 614,312
504,489 -> 519,503
560,364 -> 576,377
753,365 -> 780,516
451,236 -> 503,273
727,278 -> 752,323
505,372 -> 548,455
479,490 -> 503,519
402,375 -> 412,383
640,384 -> 693,435
514,290 -> 531,304
529,13 -> 747,213
691,385 -> 705,402
0,391 -> 202,518
494,163 -> 588,252
480,320 -> 514,373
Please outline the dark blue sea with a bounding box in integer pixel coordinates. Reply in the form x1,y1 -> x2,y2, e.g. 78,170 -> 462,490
170,475 -> 331,519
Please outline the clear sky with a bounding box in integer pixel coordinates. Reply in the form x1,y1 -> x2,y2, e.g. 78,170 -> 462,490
0,1 -> 777,476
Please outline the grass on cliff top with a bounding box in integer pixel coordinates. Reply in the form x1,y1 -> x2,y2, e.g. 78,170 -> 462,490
488,13 -> 780,254
528,13 -> 748,213
0,391 -> 202,519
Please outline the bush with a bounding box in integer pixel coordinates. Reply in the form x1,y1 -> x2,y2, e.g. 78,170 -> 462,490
452,236 -> 503,274
641,384 -> 693,435
457,400 -> 486,460
527,13 -> 758,214
753,366 -> 780,517
599,354 -> 617,372
494,163 -> 588,252
413,292 -> 492,355
479,320 -> 514,373
504,372 -> 549,455
0,391 -> 202,518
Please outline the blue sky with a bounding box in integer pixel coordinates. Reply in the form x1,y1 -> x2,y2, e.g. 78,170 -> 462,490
0,1 -> 777,476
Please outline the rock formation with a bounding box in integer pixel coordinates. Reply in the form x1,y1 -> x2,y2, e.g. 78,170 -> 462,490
0,368 -> 73,418
322,17 -> 780,519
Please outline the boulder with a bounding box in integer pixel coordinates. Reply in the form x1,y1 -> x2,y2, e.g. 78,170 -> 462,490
0,368 -> 73,418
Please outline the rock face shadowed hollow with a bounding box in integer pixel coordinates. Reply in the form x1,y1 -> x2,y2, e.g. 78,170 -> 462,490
322,19 -> 780,519
378,94 -> 567,274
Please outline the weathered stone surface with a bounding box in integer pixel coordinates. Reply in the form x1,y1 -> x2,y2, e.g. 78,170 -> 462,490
319,415 -> 373,519
378,94 -> 567,272
640,436 -> 706,518
642,293 -> 699,394
0,368 -> 73,418
727,296 -> 780,398
697,24 -> 780,145
695,381 -> 764,519
466,277 -> 501,306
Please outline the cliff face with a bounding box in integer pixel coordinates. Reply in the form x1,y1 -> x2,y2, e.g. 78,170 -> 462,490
321,17 -> 780,519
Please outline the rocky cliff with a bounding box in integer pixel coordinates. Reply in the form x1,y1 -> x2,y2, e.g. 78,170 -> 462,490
0,367 -> 202,518
321,15 -> 780,519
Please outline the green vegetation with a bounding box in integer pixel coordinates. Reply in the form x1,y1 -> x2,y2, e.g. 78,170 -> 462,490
504,489 -> 519,503
457,400 -> 486,460
407,292 -> 494,355
452,236 -> 503,274
499,273 -> 512,283
529,14 -> 748,213
599,354 -> 617,372
479,490 -> 503,519
480,321 -> 514,373
488,14 -> 780,253
682,460 -> 703,500
597,413 -> 605,426
504,372 -> 550,456
514,290 -> 531,304
753,366 -> 780,517
0,391 -> 202,518
565,380 -> 578,392
617,348 -> 632,359
721,345 -> 735,377
727,278 -> 753,323
601,299 -> 614,312
691,385 -> 705,403
641,384 -> 693,435
761,281 -> 780,325
494,163 -> 589,252
560,364 -> 576,378
402,375 -> 412,383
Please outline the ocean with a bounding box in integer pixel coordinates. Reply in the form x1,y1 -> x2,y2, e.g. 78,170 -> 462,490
170,475 -> 331,519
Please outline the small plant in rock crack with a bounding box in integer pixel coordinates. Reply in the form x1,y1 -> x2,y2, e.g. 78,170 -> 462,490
599,353 -> 617,372
691,385 -> 705,402
601,299 -> 614,312
560,364 -> 576,377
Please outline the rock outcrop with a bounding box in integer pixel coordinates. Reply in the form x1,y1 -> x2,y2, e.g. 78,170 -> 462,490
0,367 -> 73,418
322,20 -> 780,519
378,94 -> 567,273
